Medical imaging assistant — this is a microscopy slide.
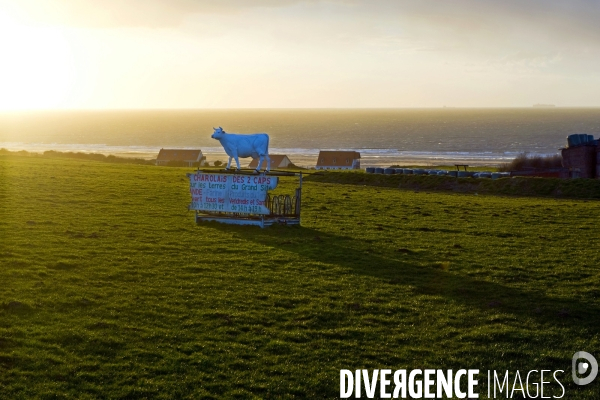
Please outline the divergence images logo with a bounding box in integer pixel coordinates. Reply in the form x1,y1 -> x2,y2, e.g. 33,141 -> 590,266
572,351 -> 598,386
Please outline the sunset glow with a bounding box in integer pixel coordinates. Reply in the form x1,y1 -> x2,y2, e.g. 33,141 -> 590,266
1,0 -> 599,110
0,13 -> 74,109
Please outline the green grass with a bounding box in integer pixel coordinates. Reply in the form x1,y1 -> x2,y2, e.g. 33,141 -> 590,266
1,155 -> 599,399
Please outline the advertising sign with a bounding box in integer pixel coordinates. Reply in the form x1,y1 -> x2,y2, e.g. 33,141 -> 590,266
188,172 -> 278,215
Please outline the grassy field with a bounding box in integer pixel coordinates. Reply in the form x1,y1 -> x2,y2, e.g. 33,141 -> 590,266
1,155 -> 599,399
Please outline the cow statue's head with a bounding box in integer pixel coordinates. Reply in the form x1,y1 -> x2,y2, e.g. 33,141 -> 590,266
211,126 -> 225,139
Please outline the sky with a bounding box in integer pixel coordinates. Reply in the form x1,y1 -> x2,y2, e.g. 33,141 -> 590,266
0,0 -> 599,110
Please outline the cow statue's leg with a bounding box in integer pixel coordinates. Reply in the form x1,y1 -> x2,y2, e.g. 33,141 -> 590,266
233,154 -> 241,171
264,154 -> 271,172
225,156 -> 233,170
255,154 -> 263,173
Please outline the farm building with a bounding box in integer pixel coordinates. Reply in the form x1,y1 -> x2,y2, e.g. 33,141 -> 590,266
248,154 -> 293,170
155,149 -> 206,167
315,151 -> 361,170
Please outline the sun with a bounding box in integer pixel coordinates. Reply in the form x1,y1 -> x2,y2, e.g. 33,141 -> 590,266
0,12 -> 75,110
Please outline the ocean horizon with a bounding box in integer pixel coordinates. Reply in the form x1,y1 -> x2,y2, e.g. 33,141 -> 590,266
2,108 -> 600,167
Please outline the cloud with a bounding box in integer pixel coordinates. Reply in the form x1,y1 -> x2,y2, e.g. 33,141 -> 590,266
3,0 -> 598,37
2,0 -> 599,59
1,0 -> 356,28
3,0 -> 600,108
398,1 -> 600,49
6,0 -> 599,67
500,52 -> 562,68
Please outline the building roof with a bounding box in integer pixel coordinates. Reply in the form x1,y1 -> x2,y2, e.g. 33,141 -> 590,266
316,151 -> 361,167
248,154 -> 291,169
156,149 -> 203,162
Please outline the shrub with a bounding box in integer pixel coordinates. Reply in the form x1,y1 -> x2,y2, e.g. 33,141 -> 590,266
285,162 -> 305,170
499,153 -> 562,172
42,150 -> 154,165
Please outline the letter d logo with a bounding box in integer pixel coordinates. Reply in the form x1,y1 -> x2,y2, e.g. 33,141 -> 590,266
572,351 -> 598,385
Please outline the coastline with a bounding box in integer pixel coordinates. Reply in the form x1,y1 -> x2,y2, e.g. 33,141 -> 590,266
0,143 -> 554,168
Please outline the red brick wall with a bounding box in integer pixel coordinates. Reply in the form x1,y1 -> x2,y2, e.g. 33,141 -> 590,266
561,145 -> 597,178
597,147 -> 600,179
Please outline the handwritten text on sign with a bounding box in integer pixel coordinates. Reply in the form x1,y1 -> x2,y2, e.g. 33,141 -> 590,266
188,173 -> 279,214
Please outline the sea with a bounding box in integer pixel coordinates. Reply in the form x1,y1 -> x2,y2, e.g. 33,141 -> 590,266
1,108 -> 600,167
